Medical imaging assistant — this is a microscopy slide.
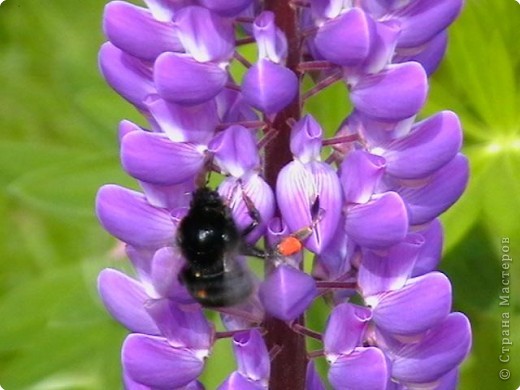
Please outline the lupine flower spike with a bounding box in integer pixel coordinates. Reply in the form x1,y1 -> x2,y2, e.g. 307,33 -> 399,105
97,0 -> 471,388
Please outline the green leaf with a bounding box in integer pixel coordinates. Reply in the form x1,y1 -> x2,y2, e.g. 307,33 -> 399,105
7,153 -> 135,220
200,338 -> 235,388
304,79 -> 351,137
459,312 -> 520,389
0,141 -> 84,184
428,0 -> 520,136
0,262 -> 125,389
0,265 -> 99,351
480,151 -> 520,248
441,145 -> 490,252
1,323 -> 125,390
442,224 -> 501,312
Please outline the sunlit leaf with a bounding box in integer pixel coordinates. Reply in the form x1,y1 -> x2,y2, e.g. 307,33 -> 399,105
7,154 -> 134,219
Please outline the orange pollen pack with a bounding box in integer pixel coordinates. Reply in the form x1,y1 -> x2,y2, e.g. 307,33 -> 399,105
277,236 -> 304,256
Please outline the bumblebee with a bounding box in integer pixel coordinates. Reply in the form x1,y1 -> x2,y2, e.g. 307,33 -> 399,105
176,186 -> 256,307
177,184 -> 321,307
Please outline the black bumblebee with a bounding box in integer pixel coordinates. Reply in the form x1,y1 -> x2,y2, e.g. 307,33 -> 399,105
176,185 -> 258,307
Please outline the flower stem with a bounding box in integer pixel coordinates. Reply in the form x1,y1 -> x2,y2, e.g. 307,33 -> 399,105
263,2 -> 306,389
302,70 -> 342,102
292,323 -> 323,341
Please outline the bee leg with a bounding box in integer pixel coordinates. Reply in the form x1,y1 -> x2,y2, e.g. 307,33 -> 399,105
241,244 -> 267,259
290,195 -> 323,242
273,195 -> 324,256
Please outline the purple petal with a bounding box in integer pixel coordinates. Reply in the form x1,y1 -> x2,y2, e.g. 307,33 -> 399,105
103,1 -> 181,61
372,272 -> 452,335
259,265 -> 317,321
155,53 -> 228,105
242,59 -> 298,114
118,120 -> 142,142
358,233 -> 424,297
340,150 -> 386,204
353,110 -> 416,147
98,268 -> 159,335
395,31 -> 448,75
218,174 -> 275,243
350,62 -> 428,121
392,313 -> 472,383
306,360 -> 325,390
412,219 -> 443,276
363,20 -> 400,74
146,96 -> 218,143
125,245 -> 155,283
360,0 -> 394,17
290,115 -> 323,163
313,218 -> 353,280
381,111 -> 462,179
140,180 -> 194,210
199,0 -> 254,16
219,299 -> 265,331
185,380 -> 206,390
145,299 -> 213,350
315,8 -> 375,66
142,0 -> 176,22
266,217 -> 290,250
121,130 -> 206,185
96,185 -> 175,248
323,303 -> 372,358
434,368 -> 460,390
209,125 -> 260,177
174,5 -> 235,62
124,370 -> 153,390
277,160 -> 343,253
309,0 -> 343,20
328,347 -> 389,390
215,88 -> 258,124
218,371 -> 265,390
345,191 -> 408,249
233,329 -> 270,383
150,247 -> 193,302
123,334 -> 205,389
99,42 -> 155,110
396,0 -> 464,48
253,11 -> 288,63
397,154 -> 469,225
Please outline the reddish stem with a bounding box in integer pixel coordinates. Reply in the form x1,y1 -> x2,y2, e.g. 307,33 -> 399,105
316,280 -> 357,289
216,327 -> 262,339
235,16 -> 255,24
292,323 -> 323,341
234,51 -> 253,68
236,37 -> 256,46
307,349 -> 325,359
263,1 -> 306,389
322,134 -> 360,146
217,120 -> 266,131
257,126 -> 280,149
302,70 -> 343,101
290,0 -> 311,8
298,60 -> 336,72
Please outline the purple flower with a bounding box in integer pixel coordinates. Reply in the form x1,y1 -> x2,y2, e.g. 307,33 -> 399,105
241,11 -> 299,115
219,329 -> 270,389
96,1 -> 471,388
276,115 -> 342,253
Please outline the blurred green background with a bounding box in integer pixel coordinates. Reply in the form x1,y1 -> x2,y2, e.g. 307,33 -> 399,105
0,0 -> 518,388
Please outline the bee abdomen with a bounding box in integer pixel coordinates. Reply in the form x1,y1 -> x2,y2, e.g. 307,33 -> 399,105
180,264 -> 253,307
